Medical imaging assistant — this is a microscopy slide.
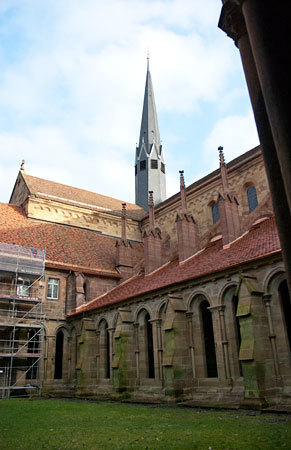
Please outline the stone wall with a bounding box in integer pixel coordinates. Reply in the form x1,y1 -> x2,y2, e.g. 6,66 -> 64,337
141,147 -> 271,251
42,256 -> 291,410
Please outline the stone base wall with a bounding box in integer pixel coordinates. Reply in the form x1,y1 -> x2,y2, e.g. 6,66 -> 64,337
42,258 -> 291,411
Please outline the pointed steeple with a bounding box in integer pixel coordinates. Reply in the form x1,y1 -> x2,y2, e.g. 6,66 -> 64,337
138,58 -> 161,152
135,59 -> 166,211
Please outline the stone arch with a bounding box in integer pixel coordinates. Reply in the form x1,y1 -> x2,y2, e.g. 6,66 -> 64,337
188,290 -> 212,312
135,304 -> 152,322
136,308 -> 155,380
263,267 -> 286,293
54,326 -> 69,381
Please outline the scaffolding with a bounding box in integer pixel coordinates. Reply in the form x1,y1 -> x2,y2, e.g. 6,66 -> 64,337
0,242 -> 45,398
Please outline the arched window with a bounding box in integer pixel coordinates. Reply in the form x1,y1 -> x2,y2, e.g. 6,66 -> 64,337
247,185 -> 258,212
54,330 -> 64,379
278,280 -> 291,351
200,301 -> 218,377
212,203 -> 220,224
145,313 -> 155,378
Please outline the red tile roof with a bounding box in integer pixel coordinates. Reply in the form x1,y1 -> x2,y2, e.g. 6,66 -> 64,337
72,216 -> 281,315
0,203 -> 143,276
22,174 -> 145,220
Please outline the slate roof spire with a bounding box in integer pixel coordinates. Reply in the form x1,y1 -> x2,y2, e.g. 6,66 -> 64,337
135,58 -> 166,211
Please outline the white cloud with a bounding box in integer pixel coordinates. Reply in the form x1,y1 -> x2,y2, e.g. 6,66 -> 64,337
0,0 -> 251,205
203,111 -> 260,170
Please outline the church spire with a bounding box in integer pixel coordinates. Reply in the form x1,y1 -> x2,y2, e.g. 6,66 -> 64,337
135,59 -> 166,211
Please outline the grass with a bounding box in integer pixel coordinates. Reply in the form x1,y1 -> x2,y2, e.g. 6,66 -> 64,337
0,399 -> 291,449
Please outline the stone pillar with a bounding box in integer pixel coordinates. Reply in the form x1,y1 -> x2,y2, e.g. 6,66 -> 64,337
162,294 -> 191,398
208,305 -> 230,381
241,0 -> 291,211
96,330 -> 100,383
75,272 -> 86,308
106,327 -> 114,381
218,193 -> 240,247
133,322 -> 140,385
218,0 -> 291,294
186,312 -> 196,380
45,335 -> 55,382
236,274 -> 274,407
262,294 -> 281,379
75,319 -> 96,395
156,319 -> 163,382
112,309 -> 135,394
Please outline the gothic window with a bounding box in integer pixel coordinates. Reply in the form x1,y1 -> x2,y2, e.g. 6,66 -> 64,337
54,330 -> 64,379
145,313 -> 155,378
161,162 -> 165,174
278,279 -> 291,351
140,160 -> 146,171
200,301 -> 218,377
135,164 -> 137,176
151,159 -> 158,169
47,278 -> 59,300
212,203 -> 220,225
247,185 -> 258,212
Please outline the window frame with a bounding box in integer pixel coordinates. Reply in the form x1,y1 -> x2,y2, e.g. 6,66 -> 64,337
246,185 -> 258,213
47,277 -> 60,300
151,159 -> 158,169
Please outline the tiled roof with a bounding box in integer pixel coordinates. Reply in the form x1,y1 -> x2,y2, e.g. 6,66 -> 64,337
22,173 -> 146,220
0,203 -> 143,276
72,216 -> 281,315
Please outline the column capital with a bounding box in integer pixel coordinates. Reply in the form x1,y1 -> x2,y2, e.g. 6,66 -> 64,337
208,304 -> 225,312
218,0 -> 247,46
263,294 -> 272,305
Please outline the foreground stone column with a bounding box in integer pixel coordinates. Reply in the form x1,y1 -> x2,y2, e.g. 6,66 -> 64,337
241,0 -> 291,212
218,0 -> 291,294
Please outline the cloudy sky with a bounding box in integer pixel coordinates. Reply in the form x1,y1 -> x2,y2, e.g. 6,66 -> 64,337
0,0 -> 259,204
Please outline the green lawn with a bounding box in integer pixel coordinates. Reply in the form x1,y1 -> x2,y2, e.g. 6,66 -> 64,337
0,399 -> 290,449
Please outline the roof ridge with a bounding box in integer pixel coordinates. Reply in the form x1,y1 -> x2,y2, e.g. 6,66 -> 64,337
24,173 -> 143,209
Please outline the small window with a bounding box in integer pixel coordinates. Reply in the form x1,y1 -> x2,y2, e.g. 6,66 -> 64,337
247,186 -> 258,212
135,164 -> 137,176
17,278 -> 30,297
161,162 -> 165,174
47,278 -> 60,300
212,203 -> 220,224
140,160 -> 146,171
151,159 -> 158,169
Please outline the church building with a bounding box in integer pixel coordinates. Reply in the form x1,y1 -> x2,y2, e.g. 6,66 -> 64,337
0,61 -> 290,410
